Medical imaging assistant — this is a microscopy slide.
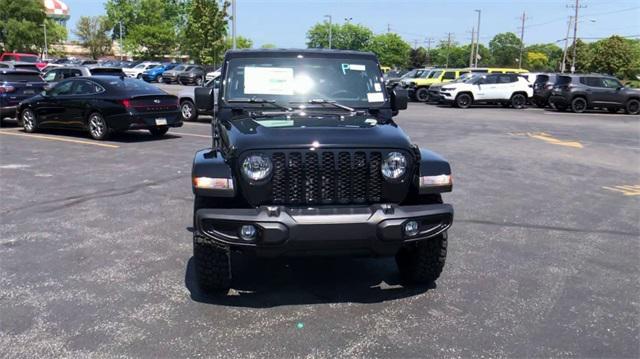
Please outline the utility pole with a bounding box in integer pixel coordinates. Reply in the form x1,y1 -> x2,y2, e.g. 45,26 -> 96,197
561,16 -> 573,73
425,37 -> 434,66
469,27 -> 476,67
324,15 -> 332,49
568,0 -> 586,73
42,22 -> 48,61
387,23 -> 391,33
119,21 -> 123,60
474,9 -> 481,67
231,0 -> 237,49
413,39 -> 418,49
517,11 -> 529,69
445,33 -> 453,68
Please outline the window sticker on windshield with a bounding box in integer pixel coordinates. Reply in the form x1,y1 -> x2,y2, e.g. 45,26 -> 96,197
374,83 -> 382,91
367,92 -> 384,102
244,67 -> 294,95
341,63 -> 366,74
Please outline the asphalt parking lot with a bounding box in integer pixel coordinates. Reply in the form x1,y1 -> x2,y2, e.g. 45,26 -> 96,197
1,93 -> 639,357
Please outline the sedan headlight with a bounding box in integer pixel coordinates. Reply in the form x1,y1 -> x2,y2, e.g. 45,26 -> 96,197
241,154 -> 272,182
381,152 -> 407,180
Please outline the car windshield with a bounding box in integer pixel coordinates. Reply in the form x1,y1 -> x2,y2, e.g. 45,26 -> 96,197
224,56 -> 386,108
535,75 -> 550,83
105,78 -> 164,94
429,71 -> 442,79
401,69 -> 418,79
134,64 -> 146,69
19,55 -> 39,63
419,70 -> 433,78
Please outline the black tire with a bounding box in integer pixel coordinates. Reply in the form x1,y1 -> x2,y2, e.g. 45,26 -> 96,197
87,112 -> 110,140
415,88 -> 429,102
193,234 -> 231,291
180,100 -> 197,122
455,93 -> 472,109
396,232 -> 448,284
149,126 -> 169,137
510,93 -> 527,109
21,108 -> 37,133
571,97 -> 587,113
157,76 -> 164,84
625,99 -> 640,115
137,74 -> 143,80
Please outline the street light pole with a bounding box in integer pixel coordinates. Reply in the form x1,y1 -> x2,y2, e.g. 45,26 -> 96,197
42,22 -> 48,61
324,15 -> 332,49
232,0 -> 237,49
474,9 -> 481,67
561,16 -> 573,73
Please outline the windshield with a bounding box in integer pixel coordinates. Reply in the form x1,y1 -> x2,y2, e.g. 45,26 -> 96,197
19,55 -> 39,63
224,56 -> 386,107
134,64 -> 146,69
429,71 -> 442,79
419,70 -> 433,78
105,78 -> 164,94
174,65 -> 185,71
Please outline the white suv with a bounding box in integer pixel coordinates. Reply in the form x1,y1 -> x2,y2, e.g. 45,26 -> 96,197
123,62 -> 162,79
440,73 -> 533,109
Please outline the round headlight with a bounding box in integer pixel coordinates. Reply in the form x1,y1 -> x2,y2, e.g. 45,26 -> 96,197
241,154 -> 272,182
381,152 -> 407,180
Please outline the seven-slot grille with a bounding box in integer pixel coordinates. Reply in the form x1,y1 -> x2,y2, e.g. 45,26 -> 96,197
269,150 -> 385,205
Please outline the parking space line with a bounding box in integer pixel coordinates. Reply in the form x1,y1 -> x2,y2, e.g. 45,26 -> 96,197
509,132 -> 583,149
602,185 -> 640,196
0,130 -> 119,148
171,131 -> 211,138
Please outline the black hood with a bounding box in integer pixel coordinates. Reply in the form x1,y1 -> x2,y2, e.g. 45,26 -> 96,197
221,112 -> 412,153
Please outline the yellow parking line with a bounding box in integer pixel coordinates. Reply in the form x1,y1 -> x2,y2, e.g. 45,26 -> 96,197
603,185 -> 640,196
509,132 -> 583,149
0,130 -> 119,148
172,132 -> 211,138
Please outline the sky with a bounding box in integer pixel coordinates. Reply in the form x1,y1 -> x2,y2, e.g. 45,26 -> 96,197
63,0 -> 640,48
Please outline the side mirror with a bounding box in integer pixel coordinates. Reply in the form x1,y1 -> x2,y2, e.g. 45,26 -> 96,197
389,86 -> 408,113
213,79 -> 220,89
195,86 -> 214,111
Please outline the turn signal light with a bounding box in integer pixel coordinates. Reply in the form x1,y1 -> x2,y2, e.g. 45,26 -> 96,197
419,174 -> 452,188
193,176 -> 234,190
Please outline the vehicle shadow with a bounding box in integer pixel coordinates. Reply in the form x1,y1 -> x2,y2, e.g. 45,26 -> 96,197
184,254 -> 434,308
5,126 -> 183,143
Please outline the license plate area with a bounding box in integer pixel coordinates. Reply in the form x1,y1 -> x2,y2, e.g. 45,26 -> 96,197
155,118 -> 167,125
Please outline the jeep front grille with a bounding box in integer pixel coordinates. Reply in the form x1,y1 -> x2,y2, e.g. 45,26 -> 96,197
270,150 -> 384,205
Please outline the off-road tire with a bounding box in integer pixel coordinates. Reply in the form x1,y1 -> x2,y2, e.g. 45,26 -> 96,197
455,93 -> 472,109
396,232 -> 448,284
625,99 -> 640,115
571,97 -> 587,113
193,234 -> 231,291
415,88 -> 429,102
149,126 -> 169,137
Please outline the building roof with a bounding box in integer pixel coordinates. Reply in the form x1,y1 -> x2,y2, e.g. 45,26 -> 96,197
44,0 -> 70,20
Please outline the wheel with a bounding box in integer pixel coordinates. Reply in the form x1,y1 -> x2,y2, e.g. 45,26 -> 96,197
193,234 -> 231,291
396,232 -> 448,284
195,77 -> 203,86
88,112 -> 110,140
180,100 -> 197,122
571,97 -> 587,113
510,93 -> 527,109
149,126 -> 169,137
625,99 -> 640,115
415,88 -> 429,102
157,76 -> 163,84
21,108 -> 37,133
455,93 -> 472,109
137,74 -> 142,80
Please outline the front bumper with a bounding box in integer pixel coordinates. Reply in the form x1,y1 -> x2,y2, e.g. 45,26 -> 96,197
195,203 -> 454,257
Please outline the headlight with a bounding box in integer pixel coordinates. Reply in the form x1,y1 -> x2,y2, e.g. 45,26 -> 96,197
381,152 -> 407,180
441,87 -> 453,91
241,154 -> 272,182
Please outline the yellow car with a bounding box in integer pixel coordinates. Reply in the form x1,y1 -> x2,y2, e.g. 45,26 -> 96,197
406,68 -> 470,102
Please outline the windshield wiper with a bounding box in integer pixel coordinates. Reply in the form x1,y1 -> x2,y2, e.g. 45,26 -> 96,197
228,97 -> 293,111
292,99 -> 355,112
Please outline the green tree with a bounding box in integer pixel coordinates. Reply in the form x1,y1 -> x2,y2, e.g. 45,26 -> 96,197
182,0 -> 229,64
306,22 -> 373,51
410,47 -> 427,68
261,43 -> 277,49
0,0 -> 66,54
525,43 -> 562,71
365,33 -> 411,68
526,52 -> 548,71
489,32 -> 522,67
589,35 -> 633,77
105,0 -> 183,58
566,39 -> 593,73
74,16 -> 113,59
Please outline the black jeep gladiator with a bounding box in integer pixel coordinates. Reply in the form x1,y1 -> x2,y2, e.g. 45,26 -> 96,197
191,49 -> 454,290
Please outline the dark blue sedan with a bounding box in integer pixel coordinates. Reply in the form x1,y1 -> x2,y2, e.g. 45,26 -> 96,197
0,70 -> 46,124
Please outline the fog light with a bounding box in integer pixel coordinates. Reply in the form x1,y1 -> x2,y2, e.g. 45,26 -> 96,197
404,220 -> 419,237
239,225 -> 257,241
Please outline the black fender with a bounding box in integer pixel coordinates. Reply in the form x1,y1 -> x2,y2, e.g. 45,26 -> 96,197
192,148 -> 236,198
417,148 -> 452,194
